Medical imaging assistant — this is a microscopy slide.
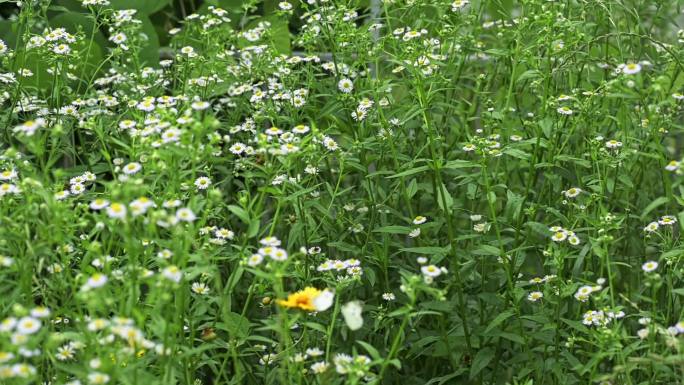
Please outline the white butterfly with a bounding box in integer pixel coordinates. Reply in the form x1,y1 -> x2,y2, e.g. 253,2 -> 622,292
341,301 -> 364,331
313,289 -> 335,312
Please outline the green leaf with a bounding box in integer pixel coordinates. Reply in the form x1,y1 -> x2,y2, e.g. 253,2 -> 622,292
357,341 -> 381,361
641,196 -> 669,219
265,16 -> 291,55
218,312 -> 250,338
484,310 -> 516,334
399,246 -> 450,255
497,332 -> 525,345
485,48 -> 508,56
539,118 -> 553,138
469,347 -> 495,379
215,0 -> 255,17
487,191 -> 496,205
561,318 -> 588,333
50,12 -> 106,70
227,205 -> 250,224
247,220 -> 260,238
516,69 -> 541,84
525,221 -> 549,237
504,148 -> 531,160
444,160 -> 480,169
387,165 -> 429,179
109,0 -> 171,14
243,15 -> 291,54
137,15 -> 160,66
437,183 -> 454,213
52,0 -> 84,11
372,225 -> 411,234
406,179 -> 418,198
303,322 -> 327,333
0,20 -> 17,48
472,245 -> 501,256
504,190 -> 525,222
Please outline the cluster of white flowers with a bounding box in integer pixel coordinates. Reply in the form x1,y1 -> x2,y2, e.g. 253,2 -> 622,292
644,215 -> 677,233
574,284 -> 602,302
549,226 -> 581,245
317,258 -> 363,278
582,309 -> 625,327
56,171 -> 97,200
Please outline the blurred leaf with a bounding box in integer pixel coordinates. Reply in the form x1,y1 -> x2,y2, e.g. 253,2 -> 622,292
641,196 -> 669,219
400,246 -> 450,255
137,15 -> 161,66
357,341 -> 381,361
387,165 -> 429,179
219,312 -> 251,338
437,183 -> 453,213
227,205 -> 250,224
444,159 -> 480,169
0,20 -> 18,48
53,0 -> 85,11
373,225 -> 411,234
109,0 -> 171,14
472,245 -> 501,256
484,310 -> 516,334
50,11 -> 107,62
244,15 -> 291,54
469,347 -> 495,379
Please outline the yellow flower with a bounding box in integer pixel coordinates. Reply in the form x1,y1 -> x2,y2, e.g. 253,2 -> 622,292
277,287 -> 321,311
277,287 -> 322,311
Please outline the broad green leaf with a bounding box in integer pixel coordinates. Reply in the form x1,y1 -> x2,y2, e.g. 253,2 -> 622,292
444,159 -> 480,169
469,347 -> 495,379
109,0 -> 171,14
504,148 -> 531,160
137,15 -> 160,66
219,312 -> 251,338
243,15 -> 291,54
516,69 -> 541,84
472,245 -> 501,256
484,310 -> 516,334
372,225 -> 411,234
400,246 -> 450,255
641,196 -> 669,219
227,205 -> 250,224
387,165 -> 429,178
437,182 -> 454,213
357,341 -> 381,361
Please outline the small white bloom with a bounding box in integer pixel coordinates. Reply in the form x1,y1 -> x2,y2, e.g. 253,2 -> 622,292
162,265 -> 183,283
106,203 -> 127,219
527,291 -> 543,302
122,162 -> 142,175
412,215 -> 427,225
175,208 -> 196,222
194,176 -> 212,190
338,78 -> 353,93
642,261 -> 658,273
557,106 -> 573,115
16,317 -> 41,335
84,273 -> 108,290
621,62 -> 642,75
247,253 -> 264,266
421,264 -> 442,277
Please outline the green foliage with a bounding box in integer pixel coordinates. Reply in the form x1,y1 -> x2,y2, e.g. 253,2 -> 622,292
1,0 -> 684,385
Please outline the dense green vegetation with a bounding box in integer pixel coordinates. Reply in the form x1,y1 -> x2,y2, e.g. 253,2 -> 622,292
2,0 -> 684,384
